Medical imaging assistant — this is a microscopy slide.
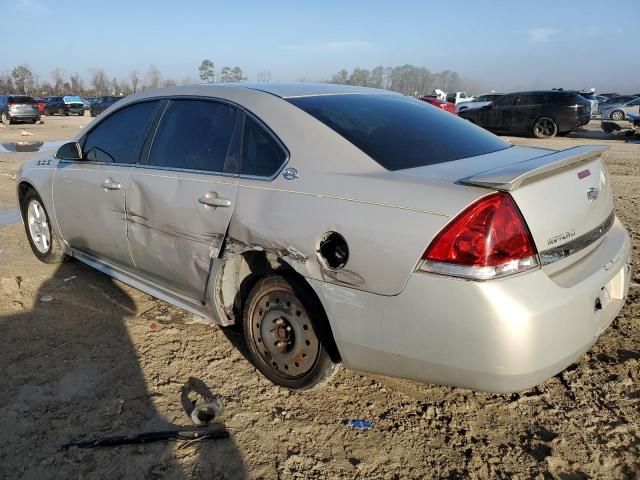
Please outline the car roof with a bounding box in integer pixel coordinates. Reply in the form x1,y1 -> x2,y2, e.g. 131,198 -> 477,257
130,82 -> 398,101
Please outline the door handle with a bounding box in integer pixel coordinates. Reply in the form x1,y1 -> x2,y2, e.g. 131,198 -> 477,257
101,178 -> 121,191
198,192 -> 232,208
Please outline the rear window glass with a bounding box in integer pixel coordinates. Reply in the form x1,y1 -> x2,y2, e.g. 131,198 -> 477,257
8,96 -> 33,104
288,94 -> 510,171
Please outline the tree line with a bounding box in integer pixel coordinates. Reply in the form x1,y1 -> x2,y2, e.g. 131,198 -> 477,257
0,60 -> 252,97
0,60 -> 466,98
329,65 -> 463,96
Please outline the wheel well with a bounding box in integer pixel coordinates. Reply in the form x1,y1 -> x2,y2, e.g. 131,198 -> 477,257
218,250 -> 341,363
17,182 -> 35,218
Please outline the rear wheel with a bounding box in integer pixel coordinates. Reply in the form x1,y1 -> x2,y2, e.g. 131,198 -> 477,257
243,275 -> 337,390
21,189 -> 68,264
610,110 -> 625,121
532,117 -> 558,139
1,112 -> 9,125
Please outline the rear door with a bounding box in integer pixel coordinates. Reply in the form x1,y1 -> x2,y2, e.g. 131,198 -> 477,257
488,94 -> 517,131
52,100 -> 161,267
513,94 -> 544,133
126,99 -> 240,301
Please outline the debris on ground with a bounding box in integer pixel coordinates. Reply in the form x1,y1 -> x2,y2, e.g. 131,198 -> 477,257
20,130 -> 35,137
39,294 -> 53,302
344,419 -> 374,430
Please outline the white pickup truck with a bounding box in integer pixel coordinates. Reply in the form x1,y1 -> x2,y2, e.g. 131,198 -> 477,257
445,91 -> 475,105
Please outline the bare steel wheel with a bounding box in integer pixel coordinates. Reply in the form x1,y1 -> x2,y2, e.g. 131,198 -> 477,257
1,112 -> 10,125
532,116 -> 558,139
243,275 -> 337,390
21,189 -> 68,263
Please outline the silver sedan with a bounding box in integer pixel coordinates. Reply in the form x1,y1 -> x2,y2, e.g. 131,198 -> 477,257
600,97 -> 640,120
16,83 -> 631,392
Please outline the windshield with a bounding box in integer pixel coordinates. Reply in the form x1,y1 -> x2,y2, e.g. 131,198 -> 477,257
288,94 -> 510,171
63,96 -> 83,103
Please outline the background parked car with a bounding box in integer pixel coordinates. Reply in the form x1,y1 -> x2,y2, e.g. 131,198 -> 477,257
599,97 -> 640,120
45,96 -> 85,116
456,93 -> 505,111
599,95 -> 639,107
576,91 -> 599,117
89,96 -> 124,117
445,91 -> 475,105
458,90 -> 591,138
0,95 -> 41,124
417,95 -> 458,114
33,98 -> 47,114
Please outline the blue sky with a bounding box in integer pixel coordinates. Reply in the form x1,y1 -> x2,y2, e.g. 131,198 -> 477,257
1,0 -> 639,92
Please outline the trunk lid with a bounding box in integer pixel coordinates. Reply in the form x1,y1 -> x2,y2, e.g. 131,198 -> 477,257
401,145 -> 614,268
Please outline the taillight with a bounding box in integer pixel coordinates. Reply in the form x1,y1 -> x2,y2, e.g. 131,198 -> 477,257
419,192 -> 539,280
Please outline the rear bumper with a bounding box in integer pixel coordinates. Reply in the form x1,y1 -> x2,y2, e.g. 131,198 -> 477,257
310,217 -> 631,393
6,112 -> 39,120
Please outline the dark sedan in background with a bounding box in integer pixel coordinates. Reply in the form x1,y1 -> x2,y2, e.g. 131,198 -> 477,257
89,96 -> 124,117
45,96 -> 85,116
458,91 -> 591,138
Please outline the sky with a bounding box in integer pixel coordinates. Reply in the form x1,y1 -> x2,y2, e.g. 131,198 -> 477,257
1,0 -> 639,93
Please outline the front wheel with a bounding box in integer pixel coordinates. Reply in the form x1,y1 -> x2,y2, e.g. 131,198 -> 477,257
532,117 -> 558,139
1,112 -> 9,125
610,110 -> 625,121
243,275 -> 337,390
22,190 -> 68,264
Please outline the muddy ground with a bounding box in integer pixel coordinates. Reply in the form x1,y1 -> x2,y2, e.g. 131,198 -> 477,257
0,116 -> 638,479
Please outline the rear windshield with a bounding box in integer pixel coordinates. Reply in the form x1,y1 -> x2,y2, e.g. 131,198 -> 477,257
8,96 -> 34,104
288,94 -> 510,171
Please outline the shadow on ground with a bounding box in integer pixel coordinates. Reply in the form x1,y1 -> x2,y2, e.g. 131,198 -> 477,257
0,261 -> 246,479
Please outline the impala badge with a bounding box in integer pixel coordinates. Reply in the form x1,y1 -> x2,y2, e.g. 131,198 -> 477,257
587,187 -> 599,201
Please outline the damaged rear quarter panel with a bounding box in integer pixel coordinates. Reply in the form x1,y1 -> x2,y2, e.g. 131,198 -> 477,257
227,176 -> 456,296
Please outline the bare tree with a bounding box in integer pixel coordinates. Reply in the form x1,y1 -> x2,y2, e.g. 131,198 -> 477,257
179,76 -> 195,86
256,71 -> 272,82
70,72 -> 84,93
117,78 -> 131,96
129,70 -> 140,93
89,68 -> 108,96
51,68 -> 65,94
0,73 -> 15,95
144,65 -> 161,90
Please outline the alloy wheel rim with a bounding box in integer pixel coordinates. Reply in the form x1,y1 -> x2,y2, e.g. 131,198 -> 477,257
536,119 -> 555,137
27,200 -> 50,253
250,290 -> 319,378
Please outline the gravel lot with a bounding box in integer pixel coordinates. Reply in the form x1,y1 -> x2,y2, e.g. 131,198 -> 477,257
0,116 -> 638,479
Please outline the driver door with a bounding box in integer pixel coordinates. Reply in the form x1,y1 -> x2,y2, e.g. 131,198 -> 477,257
52,100 -> 161,268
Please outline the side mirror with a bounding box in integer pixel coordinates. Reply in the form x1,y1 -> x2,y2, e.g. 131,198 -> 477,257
55,142 -> 82,161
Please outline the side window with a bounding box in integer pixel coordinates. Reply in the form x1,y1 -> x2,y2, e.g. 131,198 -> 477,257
495,95 -> 514,106
148,100 -> 237,173
82,101 -> 159,164
240,115 -> 287,178
628,99 -> 640,106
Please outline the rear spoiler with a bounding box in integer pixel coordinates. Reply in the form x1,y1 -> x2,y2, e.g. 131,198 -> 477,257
460,145 -> 608,191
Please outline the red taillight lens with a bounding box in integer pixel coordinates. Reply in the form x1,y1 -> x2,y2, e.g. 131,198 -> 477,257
420,192 -> 539,280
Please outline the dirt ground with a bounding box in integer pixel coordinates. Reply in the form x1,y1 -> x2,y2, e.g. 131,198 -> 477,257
0,116 -> 638,479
